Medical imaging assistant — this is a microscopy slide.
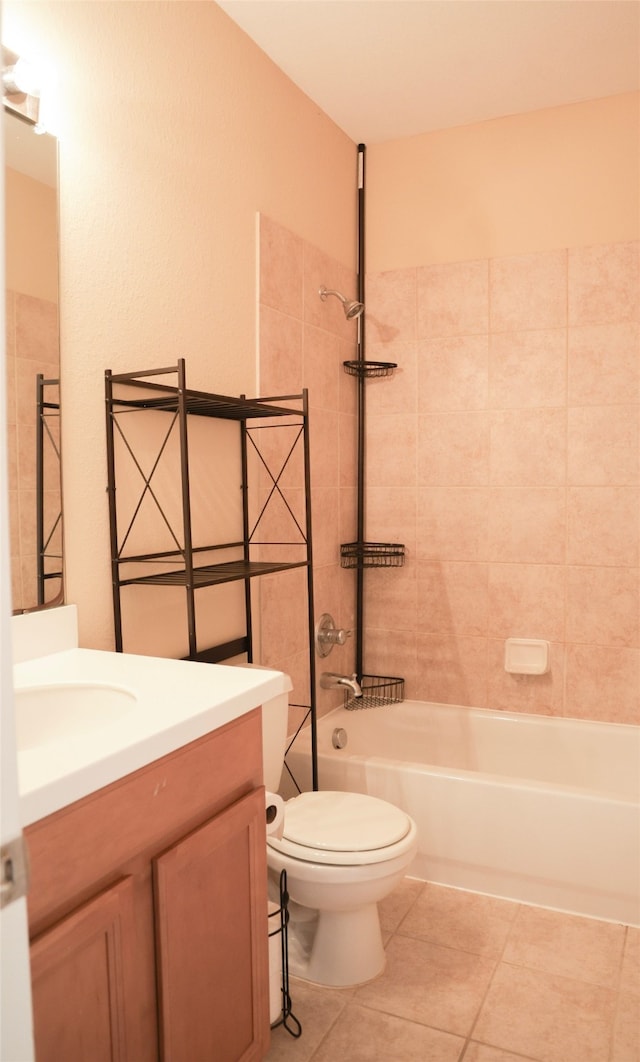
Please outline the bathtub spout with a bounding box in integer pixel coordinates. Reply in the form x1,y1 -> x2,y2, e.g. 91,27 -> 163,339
320,672 -> 362,698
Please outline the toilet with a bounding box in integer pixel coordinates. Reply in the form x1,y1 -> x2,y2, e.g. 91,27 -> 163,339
259,676 -> 418,988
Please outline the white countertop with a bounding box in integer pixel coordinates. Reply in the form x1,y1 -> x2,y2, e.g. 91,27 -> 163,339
14,648 -> 289,826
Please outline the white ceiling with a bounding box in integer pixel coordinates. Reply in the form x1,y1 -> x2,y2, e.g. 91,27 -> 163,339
218,0 -> 640,143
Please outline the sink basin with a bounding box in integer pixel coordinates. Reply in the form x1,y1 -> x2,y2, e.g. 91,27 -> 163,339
15,682 -> 137,751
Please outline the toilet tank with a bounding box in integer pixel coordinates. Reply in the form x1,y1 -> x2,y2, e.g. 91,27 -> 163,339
234,664 -> 290,792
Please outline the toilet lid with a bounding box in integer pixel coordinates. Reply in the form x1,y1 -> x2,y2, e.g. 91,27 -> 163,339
282,791 -> 410,852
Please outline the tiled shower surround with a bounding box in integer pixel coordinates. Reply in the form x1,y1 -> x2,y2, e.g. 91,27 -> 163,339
259,217 -> 639,726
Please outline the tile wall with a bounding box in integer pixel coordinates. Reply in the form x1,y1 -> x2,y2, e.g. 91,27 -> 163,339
259,220 -> 638,725
364,242 -> 639,724
258,215 -> 359,729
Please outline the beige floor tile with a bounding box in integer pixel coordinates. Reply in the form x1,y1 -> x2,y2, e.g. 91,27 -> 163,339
503,904 -> 626,988
463,1043 -> 542,1062
473,962 -> 617,1062
400,882 -> 519,957
311,1002 -> 465,1062
354,934 -> 496,1036
265,979 -> 353,1061
620,928 -> 640,997
611,991 -> 640,1062
378,876 -> 425,934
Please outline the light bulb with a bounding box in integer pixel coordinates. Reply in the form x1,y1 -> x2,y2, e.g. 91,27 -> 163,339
11,56 -> 41,96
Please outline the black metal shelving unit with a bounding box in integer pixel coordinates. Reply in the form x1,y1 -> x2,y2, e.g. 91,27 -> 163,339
105,359 -> 318,787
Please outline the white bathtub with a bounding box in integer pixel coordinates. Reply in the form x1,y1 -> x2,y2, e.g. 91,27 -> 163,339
286,700 -> 640,926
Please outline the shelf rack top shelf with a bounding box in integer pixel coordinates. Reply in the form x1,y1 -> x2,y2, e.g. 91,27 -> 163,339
119,558 -> 309,590
107,363 -> 303,422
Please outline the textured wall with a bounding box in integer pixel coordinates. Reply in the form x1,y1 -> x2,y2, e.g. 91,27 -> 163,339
3,0 -> 357,651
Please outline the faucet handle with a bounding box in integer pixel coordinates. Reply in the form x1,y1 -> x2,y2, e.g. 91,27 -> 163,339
315,613 -> 352,657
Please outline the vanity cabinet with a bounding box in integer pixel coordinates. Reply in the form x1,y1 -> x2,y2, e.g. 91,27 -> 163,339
25,708 -> 270,1062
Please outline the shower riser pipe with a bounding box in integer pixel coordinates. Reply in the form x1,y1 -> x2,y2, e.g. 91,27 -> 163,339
355,143 -> 366,680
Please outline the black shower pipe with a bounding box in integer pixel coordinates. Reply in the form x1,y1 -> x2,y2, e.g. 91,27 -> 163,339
355,143 -> 366,681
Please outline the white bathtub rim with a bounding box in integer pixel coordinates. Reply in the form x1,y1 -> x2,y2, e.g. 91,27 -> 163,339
311,702 -> 640,804
323,699 -> 639,736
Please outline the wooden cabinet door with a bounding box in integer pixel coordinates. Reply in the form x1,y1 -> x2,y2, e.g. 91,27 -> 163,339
154,787 -> 269,1062
30,877 -> 137,1062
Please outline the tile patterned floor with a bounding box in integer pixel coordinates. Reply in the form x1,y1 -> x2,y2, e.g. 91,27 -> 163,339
265,879 -> 639,1062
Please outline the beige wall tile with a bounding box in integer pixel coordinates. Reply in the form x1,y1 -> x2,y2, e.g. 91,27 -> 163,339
489,408 -> 566,487
568,322 -> 640,405
567,405 -> 638,486
418,487 -> 490,563
566,566 -> 639,648
365,569 -> 418,632
419,411 -> 489,486
487,488 -> 565,565
415,632 -> 488,706
565,644 -> 640,724
566,486 -> 639,567
418,334 -> 489,412
417,258 -> 489,338
488,564 -> 566,641
365,340 -> 418,415
259,306 -> 303,396
490,250 -> 567,332
367,413 -> 417,490
417,562 -> 489,637
303,324 -> 341,412
366,268 -> 417,344
489,328 -> 567,410
569,241 -> 640,326
15,293 -> 58,364
259,214 -> 304,319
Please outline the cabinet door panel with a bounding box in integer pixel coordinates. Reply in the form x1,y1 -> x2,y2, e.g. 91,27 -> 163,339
30,877 -> 136,1062
155,787 -> 269,1062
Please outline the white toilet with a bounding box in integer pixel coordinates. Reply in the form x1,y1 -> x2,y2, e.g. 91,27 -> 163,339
260,680 -> 418,988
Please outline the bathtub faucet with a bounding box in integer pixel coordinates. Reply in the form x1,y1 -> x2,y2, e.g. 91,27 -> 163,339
320,672 -> 362,698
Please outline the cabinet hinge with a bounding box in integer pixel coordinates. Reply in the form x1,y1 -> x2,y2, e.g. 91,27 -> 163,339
1,835 -> 30,908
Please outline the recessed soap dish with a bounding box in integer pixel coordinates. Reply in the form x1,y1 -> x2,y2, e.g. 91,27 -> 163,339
504,638 -> 550,676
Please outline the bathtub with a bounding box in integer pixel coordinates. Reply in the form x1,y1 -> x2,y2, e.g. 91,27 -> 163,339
285,700 -> 640,926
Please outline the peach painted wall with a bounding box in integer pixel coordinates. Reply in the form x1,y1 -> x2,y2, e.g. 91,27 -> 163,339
257,214 -> 358,733
363,96 -> 639,724
3,1 -> 357,652
367,93 -> 639,270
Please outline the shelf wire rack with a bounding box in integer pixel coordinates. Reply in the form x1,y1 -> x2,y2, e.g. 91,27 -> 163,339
344,675 -> 405,710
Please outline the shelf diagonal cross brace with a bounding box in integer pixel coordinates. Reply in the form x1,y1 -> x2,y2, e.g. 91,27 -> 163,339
245,424 -> 307,545
111,409 -> 184,560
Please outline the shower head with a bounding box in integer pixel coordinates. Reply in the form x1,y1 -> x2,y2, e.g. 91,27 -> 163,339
319,286 -> 365,320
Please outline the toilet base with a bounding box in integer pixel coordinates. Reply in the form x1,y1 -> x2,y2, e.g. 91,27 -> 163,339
288,902 -> 386,987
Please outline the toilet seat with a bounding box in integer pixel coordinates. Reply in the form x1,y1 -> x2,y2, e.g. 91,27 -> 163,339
267,791 -> 415,866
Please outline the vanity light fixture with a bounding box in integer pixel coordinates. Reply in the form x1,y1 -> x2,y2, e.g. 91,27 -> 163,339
3,46 -> 43,129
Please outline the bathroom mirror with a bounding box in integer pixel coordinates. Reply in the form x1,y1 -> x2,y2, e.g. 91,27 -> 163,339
5,108 -> 61,612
